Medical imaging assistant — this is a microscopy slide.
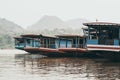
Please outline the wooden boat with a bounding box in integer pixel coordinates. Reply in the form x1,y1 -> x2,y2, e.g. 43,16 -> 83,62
20,34 -> 63,54
14,34 -> 70,56
83,22 -> 120,60
14,34 -> 88,57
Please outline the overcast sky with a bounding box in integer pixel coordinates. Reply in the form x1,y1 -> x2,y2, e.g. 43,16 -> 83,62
0,0 -> 120,28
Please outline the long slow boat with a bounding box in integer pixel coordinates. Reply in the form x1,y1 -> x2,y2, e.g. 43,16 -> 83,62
14,34 -> 73,56
15,34 -> 63,55
83,22 -> 120,60
14,34 -> 88,57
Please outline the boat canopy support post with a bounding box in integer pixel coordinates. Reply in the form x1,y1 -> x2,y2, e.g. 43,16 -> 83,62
24,38 -> 26,47
66,39 -> 68,48
88,27 -> 90,39
58,38 -> 60,48
76,36 -> 78,48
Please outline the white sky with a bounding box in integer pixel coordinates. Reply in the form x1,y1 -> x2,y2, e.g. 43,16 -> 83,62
0,0 -> 120,28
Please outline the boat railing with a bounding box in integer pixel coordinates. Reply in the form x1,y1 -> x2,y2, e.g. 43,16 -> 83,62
59,44 -> 84,48
72,44 -> 84,48
15,43 -> 25,47
87,39 -> 119,46
15,43 -> 85,49
87,39 -> 98,45
39,44 -> 56,49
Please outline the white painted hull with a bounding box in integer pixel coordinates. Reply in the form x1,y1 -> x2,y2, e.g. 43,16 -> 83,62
87,45 -> 120,52
87,45 -> 120,61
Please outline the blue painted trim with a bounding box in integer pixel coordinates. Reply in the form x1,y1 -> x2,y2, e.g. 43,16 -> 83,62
114,39 -> 119,45
87,39 -> 98,45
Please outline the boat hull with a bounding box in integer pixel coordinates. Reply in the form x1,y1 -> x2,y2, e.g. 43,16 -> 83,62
87,45 -> 120,61
23,47 -> 96,57
58,48 -> 87,53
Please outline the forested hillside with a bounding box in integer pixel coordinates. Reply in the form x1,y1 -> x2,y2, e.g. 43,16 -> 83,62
0,18 -> 24,49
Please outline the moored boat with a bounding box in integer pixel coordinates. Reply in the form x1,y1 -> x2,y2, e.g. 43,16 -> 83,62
14,34 -> 88,57
83,22 -> 120,60
14,34 -> 72,56
19,34 -> 63,54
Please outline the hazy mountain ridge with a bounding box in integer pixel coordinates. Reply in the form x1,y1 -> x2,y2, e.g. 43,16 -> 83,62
27,16 -> 88,35
0,18 -> 24,35
27,16 -> 70,31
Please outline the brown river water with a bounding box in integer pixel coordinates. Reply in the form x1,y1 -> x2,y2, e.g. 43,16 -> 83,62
0,53 -> 120,80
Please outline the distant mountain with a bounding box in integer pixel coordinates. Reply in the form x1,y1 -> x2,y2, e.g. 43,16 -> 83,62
27,15 -> 88,35
0,18 -> 24,35
0,18 -> 24,48
27,15 -> 69,31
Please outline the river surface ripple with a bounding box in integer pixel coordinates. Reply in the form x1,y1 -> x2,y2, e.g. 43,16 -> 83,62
0,53 -> 120,80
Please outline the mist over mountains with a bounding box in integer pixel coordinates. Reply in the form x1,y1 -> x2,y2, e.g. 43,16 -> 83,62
0,15 -> 88,48
27,15 -> 88,35
28,16 -> 68,30
0,18 -> 24,35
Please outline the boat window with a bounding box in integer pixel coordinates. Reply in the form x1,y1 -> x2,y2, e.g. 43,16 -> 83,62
100,29 -> 119,39
39,38 -> 44,47
50,39 -> 55,44
89,28 -> 98,39
79,39 -> 83,44
72,39 -> 76,47
26,39 -> 31,44
89,27 -> 119,40
112,29 -> 119,39
78,38 -> 83,48
40,39 -> 44,44
44,39 -> 47,47
16,38 -> 24,44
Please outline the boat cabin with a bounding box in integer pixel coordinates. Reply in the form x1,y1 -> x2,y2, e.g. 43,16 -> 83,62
56,34 -> 87,48
14,37 -> 25,50
15,34 -> 77,49
21,34 -> 58,49
83,22 -> 120,46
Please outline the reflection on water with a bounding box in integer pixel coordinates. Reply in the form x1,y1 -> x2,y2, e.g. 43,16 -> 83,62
0,53 -> 120,80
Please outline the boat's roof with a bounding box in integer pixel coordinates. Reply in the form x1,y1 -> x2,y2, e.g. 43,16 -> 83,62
21,34 -> 57,39
15,34 -> 73,40
14,37 -> 22,38
14,36 -> 39,40
21,34 -> 39,38
14,37 -> 22,39
56,34 -> 86,38
83,22 -> 120,27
